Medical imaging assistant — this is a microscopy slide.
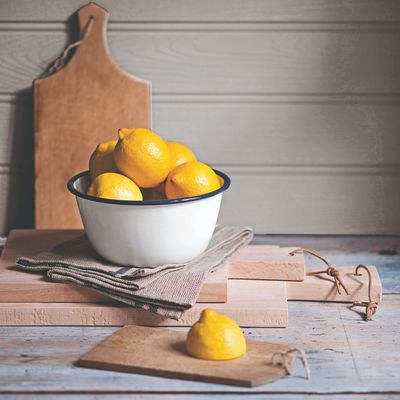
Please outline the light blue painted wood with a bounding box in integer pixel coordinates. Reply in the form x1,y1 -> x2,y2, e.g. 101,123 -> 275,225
0,297 -> 399,394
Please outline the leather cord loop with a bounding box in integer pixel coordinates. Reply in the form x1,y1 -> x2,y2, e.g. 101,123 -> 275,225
272,348 -> 311,379
289,247 -> 349,295
351,264 -> 378,321
44,16 -> 94,77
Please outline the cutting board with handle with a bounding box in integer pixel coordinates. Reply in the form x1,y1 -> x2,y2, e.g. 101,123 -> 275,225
34,3 -> 151,228
78,325 -> 293,387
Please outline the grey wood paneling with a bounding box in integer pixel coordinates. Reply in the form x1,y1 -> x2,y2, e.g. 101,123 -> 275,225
2,98 -> 400,166
153,100 -> 400,166
1,0 -> 400,22
219,173 -> 400,234
1,29 -> 400,94
0,0 -> 399,234
0,171 -> 34,231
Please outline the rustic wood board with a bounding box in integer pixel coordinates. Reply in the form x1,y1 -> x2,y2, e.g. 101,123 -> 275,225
0,229 -> 306,303
287,266 -> 382,303
229,245 -> 305,281
0,280 -> 288,327
34,3 -> 151,229
0,229 -> 227,303
78,325 -> 292,387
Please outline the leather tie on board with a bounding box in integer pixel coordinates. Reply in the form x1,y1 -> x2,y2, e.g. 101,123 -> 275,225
44,16 -> 94,77
289,248 -> 349,295
350,264 -> 378,321
272,348 -> 311,380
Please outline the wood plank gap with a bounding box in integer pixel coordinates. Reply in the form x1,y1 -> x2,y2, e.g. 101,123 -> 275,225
0,390 -> 399,395
213,164 -> 400,176
1,21 -> 400,32
2,93 -> 400,103
2,163 -> 400,176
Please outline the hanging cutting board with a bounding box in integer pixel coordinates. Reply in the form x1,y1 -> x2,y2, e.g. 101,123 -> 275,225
34,3 -> 151,228
78,325 -> 293,387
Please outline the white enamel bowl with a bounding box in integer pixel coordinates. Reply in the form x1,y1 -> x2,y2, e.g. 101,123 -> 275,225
68,170 -> 231,267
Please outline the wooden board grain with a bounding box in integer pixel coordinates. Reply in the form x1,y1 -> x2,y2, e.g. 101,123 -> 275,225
0,229 -> 227,303
229,246 -> 305,281
287,266 -> 382,303
78,325 -> 292,387
0,280 -> 288,327
34,3 -> 151,229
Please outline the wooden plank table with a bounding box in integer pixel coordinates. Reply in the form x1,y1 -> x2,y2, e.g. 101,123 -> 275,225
0,235 -> 399,399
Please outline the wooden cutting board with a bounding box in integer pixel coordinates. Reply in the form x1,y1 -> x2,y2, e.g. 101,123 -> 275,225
0,280 -> 288,327
0,229 -> 227,303
228,245 -> 305,281
78,325 -> 292,387
287,266 -> 382,303
0,229 -> 303,303
34,3 -> 151,229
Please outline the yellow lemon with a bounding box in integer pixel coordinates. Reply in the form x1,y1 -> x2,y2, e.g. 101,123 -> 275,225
113,128 -> 171,188
165,161 -> 220,200
166,141 -> 197,171
87,172 -> 143,201
186,309 -> 246,361
154,141 -> 196,195
89,140 -> 118,178
217,175 -> 224,188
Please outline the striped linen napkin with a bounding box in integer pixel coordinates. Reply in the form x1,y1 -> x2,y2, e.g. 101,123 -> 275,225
16,225 -> 253,320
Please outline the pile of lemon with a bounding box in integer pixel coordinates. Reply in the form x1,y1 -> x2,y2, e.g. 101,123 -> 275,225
87,128 -> 223,201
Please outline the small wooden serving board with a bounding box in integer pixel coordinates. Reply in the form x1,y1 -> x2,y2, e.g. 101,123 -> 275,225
78,325 -> 292,387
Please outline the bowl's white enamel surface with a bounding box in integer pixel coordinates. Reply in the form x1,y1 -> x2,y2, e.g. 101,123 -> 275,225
70,172 -> 228,267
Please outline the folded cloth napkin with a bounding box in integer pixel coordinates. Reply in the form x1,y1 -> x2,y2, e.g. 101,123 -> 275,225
16,226 -> 253,320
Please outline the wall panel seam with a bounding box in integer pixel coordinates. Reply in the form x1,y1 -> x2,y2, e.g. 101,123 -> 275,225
1,94 -> 400,104
1,21 -> 400,33
1,164 -> 400,176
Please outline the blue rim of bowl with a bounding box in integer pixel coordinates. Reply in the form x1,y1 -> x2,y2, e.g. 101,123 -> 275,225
67,169 -> 231,206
